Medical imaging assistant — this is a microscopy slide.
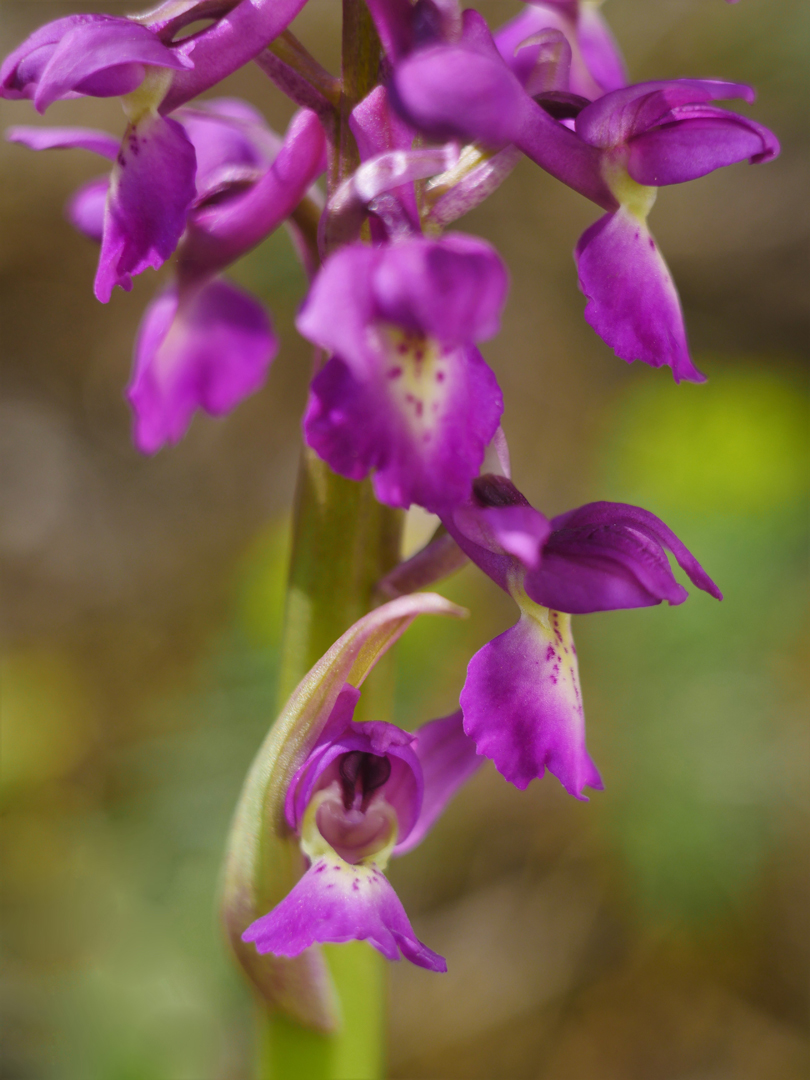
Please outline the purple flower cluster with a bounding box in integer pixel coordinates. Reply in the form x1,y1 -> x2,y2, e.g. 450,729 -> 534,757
3,0 -> 774,975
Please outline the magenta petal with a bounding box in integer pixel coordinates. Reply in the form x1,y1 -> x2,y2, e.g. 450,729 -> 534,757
460,613 -> 602,798
33,19 -> 191,113
371,234 -> 509,344
395,711 -> 482,855
160,0 -> 309,114
351,85 -> 416,159
392,42 -> 525,145
575,79 -> 756,148
545,501 -> 723,607
178,100 -> 280,201
128,278 -> 277,453
184,108 -> 326,275
305,344 -> 502,512
242,857 -> 447,972
627,114 -> 780,186
1,14 -> 117,100
94,115 -> 196,302
452,503 -> 552,567
6,124 -> 119,159
66,176 -> 109,242
575,208 -> 705,383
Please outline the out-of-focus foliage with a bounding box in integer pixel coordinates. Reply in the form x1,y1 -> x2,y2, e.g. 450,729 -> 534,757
1,1 -> 807,1078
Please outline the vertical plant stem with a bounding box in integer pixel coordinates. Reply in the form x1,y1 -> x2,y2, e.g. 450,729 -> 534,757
259,4 -> 396,1077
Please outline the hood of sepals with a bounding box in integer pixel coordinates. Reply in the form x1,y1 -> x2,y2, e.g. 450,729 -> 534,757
285,709 -> 423,867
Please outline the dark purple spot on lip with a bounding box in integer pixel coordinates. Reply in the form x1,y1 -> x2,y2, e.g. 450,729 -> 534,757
315,863 -> 326,873
333,866 -> 341,872
388,366 -> 402,379
415,350 -> 424,361
352,880 -> 360,891
545,645 -> 556,661
436,371 -> 445,383
397,343 -> 407,354
405,393 -> 415,403
415,401 -> 423,417
649,237 -> 655,249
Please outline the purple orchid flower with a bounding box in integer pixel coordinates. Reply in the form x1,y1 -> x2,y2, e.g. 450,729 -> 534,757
1,0 -> 308,301
441,472 -> 721,796
495,1 -> 627,102
297,233 -> 507,512
128,104 -> 325,453
10,101 -> 326,451
390,10 -> 779,382
2,14 -> 198,300
243,688 -> 480,971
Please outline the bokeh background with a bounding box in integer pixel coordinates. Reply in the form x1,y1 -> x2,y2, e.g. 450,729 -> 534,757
1,1 -> 807,1077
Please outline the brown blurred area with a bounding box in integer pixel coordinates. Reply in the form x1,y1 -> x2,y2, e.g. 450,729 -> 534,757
1,2 -> 808,1078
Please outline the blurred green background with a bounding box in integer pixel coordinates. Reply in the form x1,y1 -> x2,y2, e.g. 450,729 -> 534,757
1,2 -> 807,1077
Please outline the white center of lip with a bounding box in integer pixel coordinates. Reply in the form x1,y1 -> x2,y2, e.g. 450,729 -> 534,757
377,323 -> 452,444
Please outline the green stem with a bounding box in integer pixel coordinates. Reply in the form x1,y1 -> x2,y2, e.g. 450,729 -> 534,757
258,6 -> 395,1076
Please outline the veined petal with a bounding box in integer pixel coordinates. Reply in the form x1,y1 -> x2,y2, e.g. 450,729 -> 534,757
627,113 -> 780,186
395,711 -> 481,855
128,277 -> 277,453
243,856 -> 446,972
548,498 -> 725,604
575,79 -> 756,148
575,207 -> 705,383
95,114 -> 196,302
460,608 -> 602,798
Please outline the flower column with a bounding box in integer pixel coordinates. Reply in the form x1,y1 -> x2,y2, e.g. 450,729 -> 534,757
265,3 -> 400,1077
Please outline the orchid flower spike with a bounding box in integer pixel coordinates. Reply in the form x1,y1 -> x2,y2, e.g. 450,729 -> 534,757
442,473 -> 722,797
221,593 -> 471,1026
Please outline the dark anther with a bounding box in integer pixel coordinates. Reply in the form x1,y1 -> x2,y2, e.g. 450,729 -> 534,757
472,474 -> 530,509
361,754 -> 391,797
338,751 -> 392,809
339,751 -> 365,809
534,91 -> 591,121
